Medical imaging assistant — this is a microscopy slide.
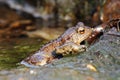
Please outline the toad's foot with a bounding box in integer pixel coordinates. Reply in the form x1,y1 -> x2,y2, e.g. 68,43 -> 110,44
54,42 -> 87,56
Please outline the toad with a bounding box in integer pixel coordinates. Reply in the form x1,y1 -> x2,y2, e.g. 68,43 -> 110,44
21,22 -> 93,67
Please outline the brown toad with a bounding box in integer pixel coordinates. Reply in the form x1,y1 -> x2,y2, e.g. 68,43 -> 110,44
21,22 -> 93,67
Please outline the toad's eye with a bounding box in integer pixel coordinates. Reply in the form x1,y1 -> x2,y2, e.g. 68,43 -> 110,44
77,27 -> 85,34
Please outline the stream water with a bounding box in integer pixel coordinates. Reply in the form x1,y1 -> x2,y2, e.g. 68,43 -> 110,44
0,38 -> 45,70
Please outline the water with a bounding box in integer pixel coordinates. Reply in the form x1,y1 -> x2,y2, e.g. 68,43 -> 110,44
0,38 -> 44,70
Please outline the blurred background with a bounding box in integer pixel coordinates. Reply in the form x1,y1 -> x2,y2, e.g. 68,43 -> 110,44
0,0 -> 119,40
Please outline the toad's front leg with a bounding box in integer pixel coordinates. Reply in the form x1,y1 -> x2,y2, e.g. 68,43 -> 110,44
54,42 -> 87,56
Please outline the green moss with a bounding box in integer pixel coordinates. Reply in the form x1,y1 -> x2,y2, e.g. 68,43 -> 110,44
0,38 -> 46,70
